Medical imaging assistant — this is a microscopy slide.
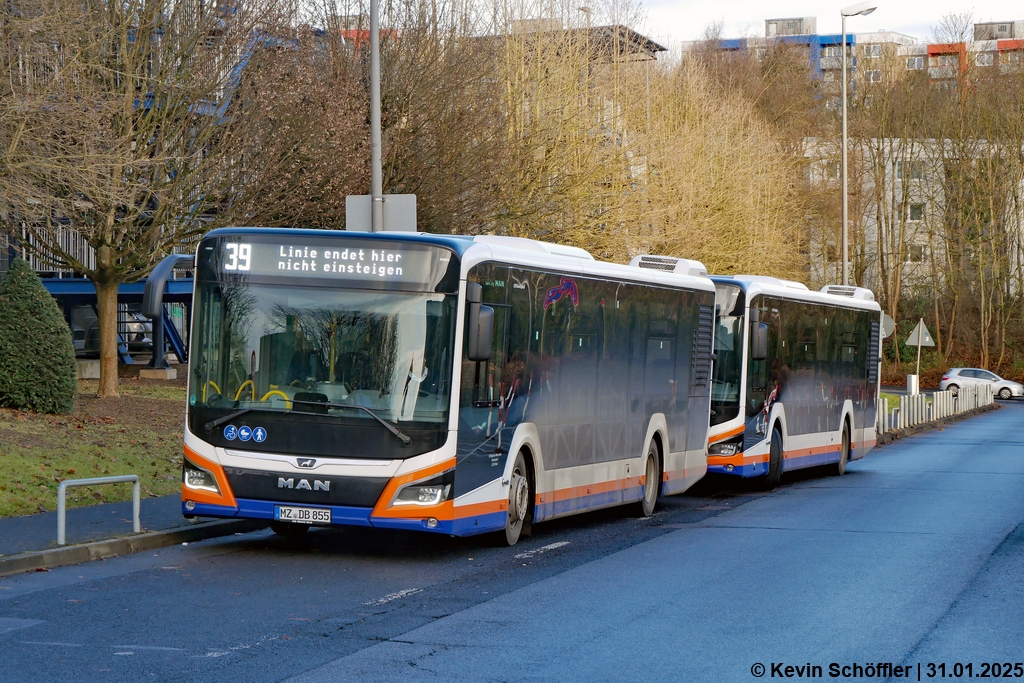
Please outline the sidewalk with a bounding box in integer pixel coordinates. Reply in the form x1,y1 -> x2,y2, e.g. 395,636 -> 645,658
0,494 -> 193,557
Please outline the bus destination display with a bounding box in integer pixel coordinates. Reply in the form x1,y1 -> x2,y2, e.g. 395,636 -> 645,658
218,240 -> 439,286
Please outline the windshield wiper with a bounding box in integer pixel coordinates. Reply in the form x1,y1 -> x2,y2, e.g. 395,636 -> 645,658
205,402 -> 413,447
205,408 -> 255,433
290,399 -> 413,446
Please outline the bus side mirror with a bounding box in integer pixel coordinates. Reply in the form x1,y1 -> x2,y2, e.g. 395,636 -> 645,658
466,283 -> 494,362
752,323 -> 768,361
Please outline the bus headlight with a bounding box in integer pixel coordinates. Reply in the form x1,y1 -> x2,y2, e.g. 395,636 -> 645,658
390,470 -> 454,507
396,484 -> 451,505
709,437 -> 743,457
183,459 -> 220,493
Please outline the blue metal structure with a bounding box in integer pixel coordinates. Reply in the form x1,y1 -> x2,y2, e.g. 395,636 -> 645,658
41,277 -> 193,365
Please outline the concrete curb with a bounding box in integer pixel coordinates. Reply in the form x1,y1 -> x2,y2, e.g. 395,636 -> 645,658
876,402 -> 1000,446
0,519 -> 268,578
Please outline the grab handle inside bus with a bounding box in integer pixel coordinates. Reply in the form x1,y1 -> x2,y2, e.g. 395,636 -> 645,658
752,322 -> 768,361
466,282 -> 494,361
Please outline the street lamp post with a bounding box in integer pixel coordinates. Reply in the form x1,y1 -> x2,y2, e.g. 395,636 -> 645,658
369,0 -> 383,232
840,1 -> 876,286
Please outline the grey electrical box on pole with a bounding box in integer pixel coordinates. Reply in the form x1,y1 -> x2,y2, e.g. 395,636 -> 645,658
346,194 -> 417,232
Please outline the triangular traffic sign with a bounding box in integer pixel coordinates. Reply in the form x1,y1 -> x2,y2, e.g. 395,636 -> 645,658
905,319 -> 935,347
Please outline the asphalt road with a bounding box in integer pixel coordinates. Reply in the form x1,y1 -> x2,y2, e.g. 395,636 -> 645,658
1,403 -> 1022,683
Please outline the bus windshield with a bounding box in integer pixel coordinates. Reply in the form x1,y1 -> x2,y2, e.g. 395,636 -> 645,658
711,283 -> 744,426
188,282 -> 458,458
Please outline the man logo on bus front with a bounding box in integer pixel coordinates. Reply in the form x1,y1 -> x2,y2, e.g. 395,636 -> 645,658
297,458 -> 316,468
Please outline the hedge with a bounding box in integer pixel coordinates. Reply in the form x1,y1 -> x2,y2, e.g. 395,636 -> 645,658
0,259 -> 77,413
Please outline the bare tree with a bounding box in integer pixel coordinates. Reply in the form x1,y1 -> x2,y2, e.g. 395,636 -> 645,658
0,0 -> 286,395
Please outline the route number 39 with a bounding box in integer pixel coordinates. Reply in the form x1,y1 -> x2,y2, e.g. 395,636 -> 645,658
224,243 -> 252,271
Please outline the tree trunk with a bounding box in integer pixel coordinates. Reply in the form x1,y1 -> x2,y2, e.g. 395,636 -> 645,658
94,279 -> 120,397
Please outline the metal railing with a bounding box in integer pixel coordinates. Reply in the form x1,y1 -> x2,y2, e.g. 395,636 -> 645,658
877,384 -> 994,434
57,475 -> 140,546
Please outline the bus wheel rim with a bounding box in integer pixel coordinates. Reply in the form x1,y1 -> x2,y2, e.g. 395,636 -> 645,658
510,469 -> 528,524
645,455 -> 657,505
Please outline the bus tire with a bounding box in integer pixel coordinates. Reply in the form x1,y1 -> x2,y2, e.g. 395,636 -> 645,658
634,440 -> 661,517
833,421 -> 850,476
270,522 -> 310,539
758,427 -> 783,491
501,451 -> 532,547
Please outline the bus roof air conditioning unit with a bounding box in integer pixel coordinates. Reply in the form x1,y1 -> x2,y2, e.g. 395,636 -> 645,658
821,284 -> 875,301
629,255 -> 708,277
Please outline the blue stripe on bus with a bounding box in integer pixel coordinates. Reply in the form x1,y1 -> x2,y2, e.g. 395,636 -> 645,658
707,462 -> 769,477
781,448 -> 841,472
533,485 -> 645,523
208,498 -> 376,526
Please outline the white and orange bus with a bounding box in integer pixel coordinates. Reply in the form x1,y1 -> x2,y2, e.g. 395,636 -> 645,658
706,277 -> 881,488
173,229 -> 716,545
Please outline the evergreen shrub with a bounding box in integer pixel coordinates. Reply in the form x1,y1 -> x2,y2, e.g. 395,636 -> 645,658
0,259 -> 77,413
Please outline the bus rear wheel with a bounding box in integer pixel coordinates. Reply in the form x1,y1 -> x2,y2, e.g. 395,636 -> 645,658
833,422 -> 850,476
501,451 -> 532,547
270,522 -> 310,539
635,441 -> 660,517
757,428 -> 783,491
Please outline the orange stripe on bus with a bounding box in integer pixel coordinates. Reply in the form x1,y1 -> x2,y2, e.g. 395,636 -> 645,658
535,475 -> 644,505
783,445 -> 840,459
663,466 -> 705,482
454,499 -> 508,518
708,424 -> 744,444
707,452 -> 770,467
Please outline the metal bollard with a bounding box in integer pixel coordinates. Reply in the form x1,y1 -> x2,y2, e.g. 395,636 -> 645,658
57,475 -> 141,546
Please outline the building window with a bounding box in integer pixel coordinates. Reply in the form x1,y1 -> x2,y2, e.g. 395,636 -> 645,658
931,54 -> 959,68
863,44 -> 882,58
976,52 -> 995,67
822,46 -> 839,58
897,161 -> 925,180
907,56 -> 925,70
904,203 -> 924,222
823,70 -> 836,82
824,161 -> 840,180
865,70 -> 882,83
907,244 -> 926,262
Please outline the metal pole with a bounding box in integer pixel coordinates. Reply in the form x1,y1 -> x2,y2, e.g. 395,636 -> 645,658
915,317 -> 923,377
132,478 -> 141,534
841,13 -> 849,286
57,483 -> 67,546
369,0 -> 383,232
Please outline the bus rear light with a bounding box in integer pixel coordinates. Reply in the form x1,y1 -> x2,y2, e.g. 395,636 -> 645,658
183,459 -> 221,494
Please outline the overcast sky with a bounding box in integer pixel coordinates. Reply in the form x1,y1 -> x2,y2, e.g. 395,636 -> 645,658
638,1 -> 1024,50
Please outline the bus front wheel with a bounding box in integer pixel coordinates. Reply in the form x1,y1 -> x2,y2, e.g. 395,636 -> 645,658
758,428 -> 783,491
502,451 -> 532,546
635,441 -> 661,517
833,422 -> 850,476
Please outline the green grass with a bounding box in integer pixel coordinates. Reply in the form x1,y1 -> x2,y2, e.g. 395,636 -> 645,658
0,379 -> 187,518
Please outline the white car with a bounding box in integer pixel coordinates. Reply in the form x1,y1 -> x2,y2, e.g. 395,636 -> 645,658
939,368 -> 1024,400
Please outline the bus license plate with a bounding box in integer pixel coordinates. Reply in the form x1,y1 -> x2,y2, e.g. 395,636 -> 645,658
274,506 -> 331,525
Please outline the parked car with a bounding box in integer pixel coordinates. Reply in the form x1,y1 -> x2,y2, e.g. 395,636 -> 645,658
939,368 -> 1024,400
